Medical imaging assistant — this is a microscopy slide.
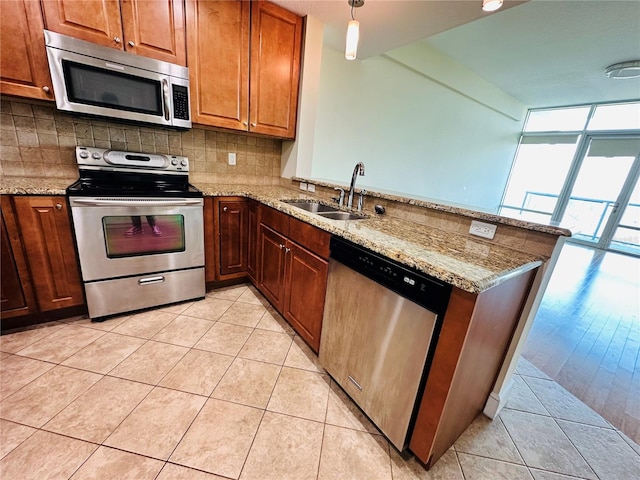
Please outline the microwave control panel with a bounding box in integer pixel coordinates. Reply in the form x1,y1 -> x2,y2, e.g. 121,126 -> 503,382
172,85 -> 190,121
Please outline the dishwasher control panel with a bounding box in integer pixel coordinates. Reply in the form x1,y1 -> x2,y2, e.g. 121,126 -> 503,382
330,236 -> 452,315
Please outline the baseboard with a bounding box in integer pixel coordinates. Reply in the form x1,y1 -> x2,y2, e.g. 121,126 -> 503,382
483,377 -> 515,419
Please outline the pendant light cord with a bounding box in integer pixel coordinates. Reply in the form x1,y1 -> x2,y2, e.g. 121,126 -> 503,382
351,2 -> 355,20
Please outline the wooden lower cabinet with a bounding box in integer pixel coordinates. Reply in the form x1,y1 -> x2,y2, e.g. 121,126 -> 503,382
205,197 -> 252,284
282,241 -> 328,352
217,198 -> 249,278
12,196 -> 84,312
1,197 -> 37,318
1,195 -> 84,325
257,207 -> 329,352
203,197 -> 216,283
258,224 -> 287,311
246,200 -> 260,283
409,269 -> 537,467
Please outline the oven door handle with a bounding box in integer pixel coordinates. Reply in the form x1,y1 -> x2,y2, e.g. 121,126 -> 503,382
71,198 -> 203,207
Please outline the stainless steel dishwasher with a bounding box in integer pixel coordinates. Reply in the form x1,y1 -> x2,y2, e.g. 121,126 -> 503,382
319,236 -> 451,450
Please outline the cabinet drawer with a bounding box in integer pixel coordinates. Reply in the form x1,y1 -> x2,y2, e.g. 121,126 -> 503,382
260,205 -> 289,236
288,216 -> 330,259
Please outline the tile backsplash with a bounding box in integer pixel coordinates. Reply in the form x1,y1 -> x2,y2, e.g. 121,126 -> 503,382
0,97 -> 283,184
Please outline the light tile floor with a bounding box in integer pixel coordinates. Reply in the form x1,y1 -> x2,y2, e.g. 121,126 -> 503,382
1,283 -> 639,480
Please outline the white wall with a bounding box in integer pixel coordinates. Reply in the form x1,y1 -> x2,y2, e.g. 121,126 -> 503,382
306,39 -> 527,211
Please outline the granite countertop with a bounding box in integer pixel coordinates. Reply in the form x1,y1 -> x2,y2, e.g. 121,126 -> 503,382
197,183 -> 547,293
1,177 -> 552,293
0,177 -> 73,195
292,176 -> 571,237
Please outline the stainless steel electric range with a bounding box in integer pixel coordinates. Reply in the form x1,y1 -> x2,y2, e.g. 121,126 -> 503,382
67,146 -> 205,319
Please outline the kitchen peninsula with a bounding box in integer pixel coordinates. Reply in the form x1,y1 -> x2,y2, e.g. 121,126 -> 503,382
1,174 -> 570,468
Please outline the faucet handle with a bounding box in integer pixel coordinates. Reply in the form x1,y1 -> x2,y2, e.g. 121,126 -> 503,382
333,187 -> 345,207
357,189 -> 367,212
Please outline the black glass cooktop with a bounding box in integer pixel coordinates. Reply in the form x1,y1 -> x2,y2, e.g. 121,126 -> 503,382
66,171 -> 203,198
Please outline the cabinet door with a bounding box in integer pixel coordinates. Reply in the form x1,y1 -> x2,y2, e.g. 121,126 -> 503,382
258,224 -> 287,311
283,242 -> 328,352
247,200 -> 260,283
42,0 -> 124,49
121,0 -> 186,65
218,198 -> 248,277
186,0 -> 249,129
0,197 -> 37,318
249,0 -> 303,139
0,0 -> 54,100
13,196 -> 84,311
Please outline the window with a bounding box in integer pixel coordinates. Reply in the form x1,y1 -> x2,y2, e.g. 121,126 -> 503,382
500,101 -> 640,256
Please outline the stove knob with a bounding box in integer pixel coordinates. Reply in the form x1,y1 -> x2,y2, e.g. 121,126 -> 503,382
92,152 -> 101,160
180,160 -> 188,167
79,150 -> 89,159
171,159 -> 178,166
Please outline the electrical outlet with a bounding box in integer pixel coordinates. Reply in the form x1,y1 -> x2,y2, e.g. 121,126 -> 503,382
469,220 -> 497,239
299,182 -> 307,190
307,184 -> 316,192
228,152 -> 236,165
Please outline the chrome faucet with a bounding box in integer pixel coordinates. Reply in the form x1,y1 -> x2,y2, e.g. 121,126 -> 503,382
347,162 -> 365,208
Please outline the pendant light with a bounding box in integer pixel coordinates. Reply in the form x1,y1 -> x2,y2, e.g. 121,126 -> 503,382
345,0 -> 364,60
482,0 -> 503,12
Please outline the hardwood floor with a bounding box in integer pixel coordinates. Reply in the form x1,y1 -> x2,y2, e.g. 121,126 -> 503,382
523,243 -> 640,444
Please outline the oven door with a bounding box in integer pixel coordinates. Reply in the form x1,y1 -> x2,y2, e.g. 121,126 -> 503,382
69,197 -> 204,282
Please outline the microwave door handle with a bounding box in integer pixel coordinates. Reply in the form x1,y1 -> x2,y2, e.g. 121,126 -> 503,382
162,79 -> 170,121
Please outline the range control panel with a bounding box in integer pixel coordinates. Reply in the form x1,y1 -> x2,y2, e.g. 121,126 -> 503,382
330,236 -> 452,315
75,146 -> 189,174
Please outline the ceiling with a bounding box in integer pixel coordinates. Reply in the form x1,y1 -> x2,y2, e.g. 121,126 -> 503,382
271,0 -> 640,108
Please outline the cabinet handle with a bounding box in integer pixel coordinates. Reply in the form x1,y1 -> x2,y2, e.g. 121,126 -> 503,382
42,86 -> 50,93
285,247 -> 291,253
223,206 -> 228,212
113,36 -> 121,43
278,244 -> 285,250
128,41 -> 135,47
55,203 -> 62,210
242,121 -> 248,126
251,123 -> 256,127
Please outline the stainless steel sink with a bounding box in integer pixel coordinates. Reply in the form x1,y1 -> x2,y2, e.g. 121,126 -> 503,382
317,211 -> 367,221
281,200 -> 340,213
281,199 -> 366,220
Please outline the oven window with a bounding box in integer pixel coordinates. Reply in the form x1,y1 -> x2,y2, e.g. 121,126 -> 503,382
102,215 -> 185,258
63,60 -> 162,116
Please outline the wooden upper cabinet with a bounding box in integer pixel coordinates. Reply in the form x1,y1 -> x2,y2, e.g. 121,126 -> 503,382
42,0 -> 124,49
42,0 -> 187,65
0,0 -> 54,100
186,0 -> 250,129
120,0 -> 186,65
12,196 -> 84,312
249,0 -> 303,139
186,0 -> 302,138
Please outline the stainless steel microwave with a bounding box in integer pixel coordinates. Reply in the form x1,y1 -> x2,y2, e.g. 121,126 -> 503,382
44,30 -> 191,128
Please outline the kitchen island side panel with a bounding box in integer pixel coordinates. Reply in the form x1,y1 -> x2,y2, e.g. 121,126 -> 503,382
409,267 -> 537,467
